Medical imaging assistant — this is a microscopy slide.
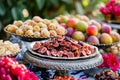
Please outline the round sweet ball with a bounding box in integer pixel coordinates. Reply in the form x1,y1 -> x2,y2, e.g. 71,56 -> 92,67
48,23 -> 56,30
43,19 -> 51,25
24,24 -> 33,31
56,26 -> 66,35
38,22 -> 47,28
33,32 -> 41,37
25,30 -> 34,36
6,24 -> 18,33
24,20 -> 36,26
33,25 -> 40,32
16,29 -> 24,36
49,30 -> 57,36
33,16 -> 43,23
40,29 -> 50,37
13,20 -> 23,27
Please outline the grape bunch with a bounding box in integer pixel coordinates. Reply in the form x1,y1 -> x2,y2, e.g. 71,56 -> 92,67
94,70 -> 120,80
0,57 -> 38,80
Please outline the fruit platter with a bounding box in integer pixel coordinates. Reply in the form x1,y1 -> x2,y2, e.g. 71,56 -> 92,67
4,16 -> 66,41
24,36 -> 103,70
55,15 -> 120,48
28,36 -> 98,60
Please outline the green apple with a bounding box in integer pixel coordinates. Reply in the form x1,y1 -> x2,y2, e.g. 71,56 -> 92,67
72,31 -> 85,41
76,21 -> 88,32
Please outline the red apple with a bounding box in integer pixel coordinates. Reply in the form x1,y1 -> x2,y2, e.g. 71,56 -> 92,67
88,20 -> 101,32
66,18 -> 78,29
86,25 -> 98,36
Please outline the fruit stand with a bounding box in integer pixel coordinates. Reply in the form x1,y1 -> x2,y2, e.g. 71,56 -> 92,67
1,0 -> 120,80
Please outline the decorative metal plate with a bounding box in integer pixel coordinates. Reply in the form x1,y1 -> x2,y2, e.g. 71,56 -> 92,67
28,41 -> 98,60
24,51 -> 103,70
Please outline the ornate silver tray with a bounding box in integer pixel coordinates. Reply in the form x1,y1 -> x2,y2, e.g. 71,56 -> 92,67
28,41 -> 99,60
24,50 -> 103,70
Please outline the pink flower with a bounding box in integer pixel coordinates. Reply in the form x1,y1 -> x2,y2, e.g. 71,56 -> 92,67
99,0 -> 117,15
100,7 -> 110,15
0,57 -> 38,80
106,0 -> 115,7
98,54 -> 109,68
107,53 -> 119,71
110,0 -> 116,3
98,53 -> 119,71
114,5 -> 120,16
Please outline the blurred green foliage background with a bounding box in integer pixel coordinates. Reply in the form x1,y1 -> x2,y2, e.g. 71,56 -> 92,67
0,0 -> 108,39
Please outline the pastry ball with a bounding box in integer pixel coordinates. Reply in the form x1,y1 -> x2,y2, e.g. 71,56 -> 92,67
6,24 -> 18,33
19,25 -> 25,30
16,29 -> 24,36
43,19 -> 51,25
13,20 -> 23,27
49,30 -> 57,36
25,30 -> 34,36
24,24 -> 33,31
41,29 -> 50,37
40,28 -> 48,31
33,32 -> 41,37
38,22 -> 47,28
12,44 -> 21,54
33,25 -> 40,32
56,26 -> 66,35
0,46 -> 6,56
33,16 -> 43,23
24,20 -> 36,26
48,23 -> 56,30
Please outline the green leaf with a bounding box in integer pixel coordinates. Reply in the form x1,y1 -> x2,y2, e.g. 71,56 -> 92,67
17,0 -> 26,6
62,0 -> 73,4
50,0 -> 59,4
35,0 -> 45,10
11,7 -> 18,20
7,0 -> 12,7
75,1 -> 84,15
18,6 -> 29,19
0,2 -> 6,16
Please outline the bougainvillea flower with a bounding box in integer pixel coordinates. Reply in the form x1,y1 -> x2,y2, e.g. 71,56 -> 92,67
107,53 -> 119,71
98,53 -> 119,72
98,54 -> 109,68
